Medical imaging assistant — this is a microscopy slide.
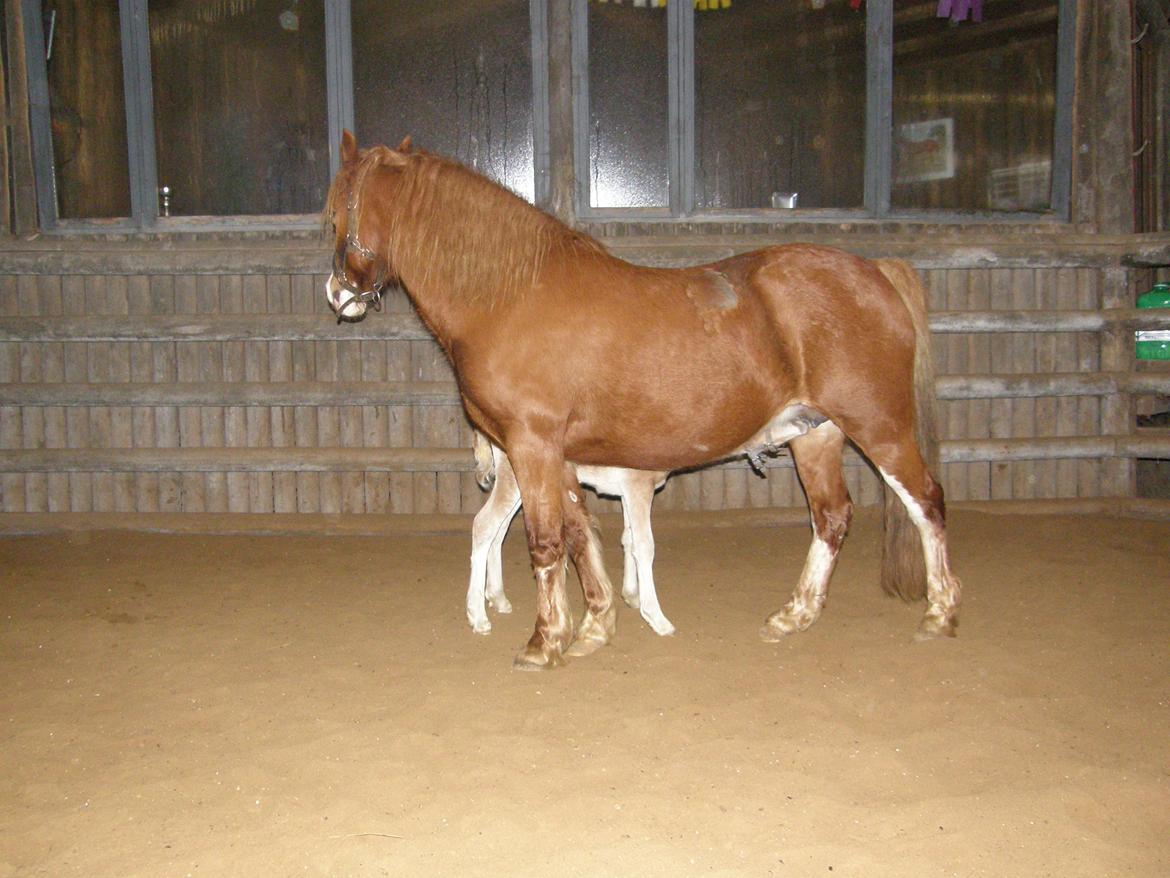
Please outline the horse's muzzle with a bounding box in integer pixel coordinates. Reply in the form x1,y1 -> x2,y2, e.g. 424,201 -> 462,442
324,275 -> 370,322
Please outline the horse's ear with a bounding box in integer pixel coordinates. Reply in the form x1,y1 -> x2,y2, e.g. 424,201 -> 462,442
381,139 -> 414,168
341,129 -> 358,163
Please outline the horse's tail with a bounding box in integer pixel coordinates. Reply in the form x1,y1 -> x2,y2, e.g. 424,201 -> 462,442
874,258 -> 939,602
472,430 -> 497,491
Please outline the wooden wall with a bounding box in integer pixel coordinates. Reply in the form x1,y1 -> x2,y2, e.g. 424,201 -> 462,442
3,237 -> 1154,519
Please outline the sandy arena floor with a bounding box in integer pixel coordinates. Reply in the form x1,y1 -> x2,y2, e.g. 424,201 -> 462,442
1,509 -> 1167,878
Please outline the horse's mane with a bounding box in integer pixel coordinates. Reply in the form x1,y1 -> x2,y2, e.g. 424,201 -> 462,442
328,145 -> 607,306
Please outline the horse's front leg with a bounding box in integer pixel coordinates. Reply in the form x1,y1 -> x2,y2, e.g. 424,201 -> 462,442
563,467 -> 616,657
509,443 -> 574,671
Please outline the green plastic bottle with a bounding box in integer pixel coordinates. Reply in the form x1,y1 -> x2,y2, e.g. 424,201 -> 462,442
1136,282 -> 1170,360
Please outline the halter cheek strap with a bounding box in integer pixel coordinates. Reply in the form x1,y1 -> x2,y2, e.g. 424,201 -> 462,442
332,156 -> 389,319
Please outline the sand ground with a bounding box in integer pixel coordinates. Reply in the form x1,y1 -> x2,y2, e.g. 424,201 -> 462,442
1,509 -> 1167,878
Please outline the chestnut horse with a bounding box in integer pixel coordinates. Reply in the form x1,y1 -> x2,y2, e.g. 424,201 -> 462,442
325,132 -> 961,670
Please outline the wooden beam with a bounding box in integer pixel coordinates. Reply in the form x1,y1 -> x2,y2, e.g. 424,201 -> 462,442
5,372 -> 1167,408
6,309 -> 1170,345
0,381 -> 462,407
2,435 -> 1167,475
0,313 -> 431,342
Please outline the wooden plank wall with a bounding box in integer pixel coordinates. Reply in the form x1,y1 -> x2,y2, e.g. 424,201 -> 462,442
0,265 -> 1107,515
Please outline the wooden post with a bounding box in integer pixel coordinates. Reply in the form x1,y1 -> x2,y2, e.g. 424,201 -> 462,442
546,0 -> 575,224
3,0 -> 39,235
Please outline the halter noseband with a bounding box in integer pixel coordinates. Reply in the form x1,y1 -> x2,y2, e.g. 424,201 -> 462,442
332,159 -> 388,320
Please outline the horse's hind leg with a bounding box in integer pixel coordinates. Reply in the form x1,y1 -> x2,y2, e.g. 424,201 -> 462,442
761,422 -> 853,640
868,443 -> 961,639
563,469 -> 617,658
620,475 -> 675,636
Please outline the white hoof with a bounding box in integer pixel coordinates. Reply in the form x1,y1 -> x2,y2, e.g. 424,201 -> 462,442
468,615 -> 493,635
642,612 -> 676,637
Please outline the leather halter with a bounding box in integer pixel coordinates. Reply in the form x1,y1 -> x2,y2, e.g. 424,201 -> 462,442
331,159 -> 388,318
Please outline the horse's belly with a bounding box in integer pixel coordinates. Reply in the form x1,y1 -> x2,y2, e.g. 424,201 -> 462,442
565,390 -> 774,472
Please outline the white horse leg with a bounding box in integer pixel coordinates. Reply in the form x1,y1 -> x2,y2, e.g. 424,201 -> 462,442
466,449 -> 521,634
879,468 -> 962,639
620,515 -> 639,608
620,473 -> 675,636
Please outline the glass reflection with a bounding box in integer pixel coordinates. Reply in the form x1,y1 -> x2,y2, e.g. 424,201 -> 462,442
588,0 -> 669,208
352,0 -> 535,202
892,0 -> 1058,212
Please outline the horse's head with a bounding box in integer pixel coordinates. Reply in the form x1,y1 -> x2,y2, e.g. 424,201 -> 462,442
324,131 -> 411,322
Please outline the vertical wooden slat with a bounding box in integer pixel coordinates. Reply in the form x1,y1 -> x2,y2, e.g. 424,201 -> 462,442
1033,270 -> 1058,498
939,269 -> 967,501
1076,269 -> 1102,497
1099,266 -> 1135,498
1010,269 -> 1038,500
965,269 -> 991,501
987,269 -> 1014,500
746,466 -> 771,509
1053,267 -> 1081,497
295,405 -> 321,513
723,467 -> 748,510
318,404 -> 341,512
0,405 -> 23,512
62,280 -> 90,505
699,468 -> 722,511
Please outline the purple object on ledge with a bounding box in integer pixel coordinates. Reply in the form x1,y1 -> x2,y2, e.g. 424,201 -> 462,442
937,0 -> 983,22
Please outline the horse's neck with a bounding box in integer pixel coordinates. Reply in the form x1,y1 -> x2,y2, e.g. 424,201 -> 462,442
400,280 -> 479,353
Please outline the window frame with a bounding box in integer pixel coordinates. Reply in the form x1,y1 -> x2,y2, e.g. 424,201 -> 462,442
571,0 -> 1076,224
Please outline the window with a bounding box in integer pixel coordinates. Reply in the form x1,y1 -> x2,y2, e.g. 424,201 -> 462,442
24,0 -> 543,230
694,0 -> 867,210
586,0 -> 670,208
574,0 -> 1074,220
40,0 -> 131,219
148,0 -> 329,216
892,0 -> 1061,213
23,0 -> 1075,231
352,0 -> 535,202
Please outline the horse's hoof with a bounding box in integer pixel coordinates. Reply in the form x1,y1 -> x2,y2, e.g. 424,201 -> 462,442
621,590 -> 640,609
487,593 -> 513,614
643,614 -> 676,637
566,609 -> 615,657
512,642 -> 567,671
759,607 -> 811,642
469,619 -> 492,635
914,613 -> 958,641
759,622 -> 789,643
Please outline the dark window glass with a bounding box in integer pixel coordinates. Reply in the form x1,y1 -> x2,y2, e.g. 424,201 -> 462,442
45,0 -> 131,219
892,0 -> 1058,212
148,0 -> 329,216
352,0 -> 535,201
1134,2 -> 1169,232
587,0 -> 669,208
695,0 -> 866,210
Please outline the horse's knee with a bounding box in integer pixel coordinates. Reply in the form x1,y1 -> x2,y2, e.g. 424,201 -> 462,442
526,529 -> 564,569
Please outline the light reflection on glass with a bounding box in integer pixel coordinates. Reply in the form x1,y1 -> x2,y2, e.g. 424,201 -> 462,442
352,0 -> 535,203
588,1 -> 669,208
